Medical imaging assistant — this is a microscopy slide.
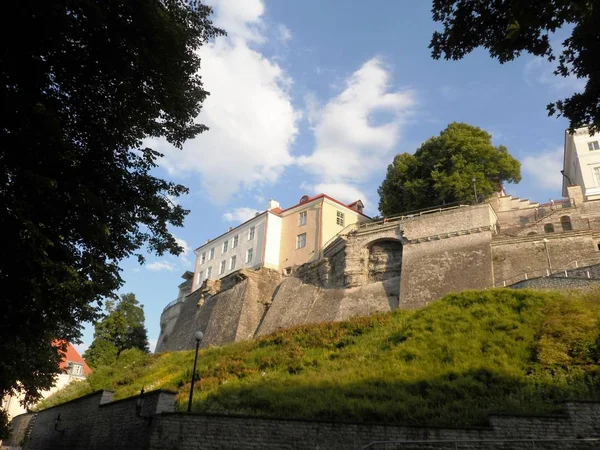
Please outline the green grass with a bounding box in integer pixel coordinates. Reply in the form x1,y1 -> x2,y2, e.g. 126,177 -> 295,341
37,289 -> 600,427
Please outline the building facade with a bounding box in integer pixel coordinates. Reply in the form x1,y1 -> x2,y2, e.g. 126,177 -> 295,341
563,127 -> 600,201
190,195 -> 369,291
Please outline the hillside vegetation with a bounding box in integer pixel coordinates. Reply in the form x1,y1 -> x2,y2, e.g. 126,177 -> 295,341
38,289 -> 600,427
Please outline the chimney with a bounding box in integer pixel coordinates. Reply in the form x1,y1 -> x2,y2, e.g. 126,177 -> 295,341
567,185 -> 584,206
268,199 -> 280,210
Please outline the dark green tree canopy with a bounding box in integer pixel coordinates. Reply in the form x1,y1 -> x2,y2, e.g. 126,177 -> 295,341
0,0 -> 224,408
430,0 -> 600,133
84,293 -> 149,368
378,123 -> 521,216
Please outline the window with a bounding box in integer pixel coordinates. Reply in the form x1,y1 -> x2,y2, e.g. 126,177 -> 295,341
336,211 -> 345,226
219,260 -> 226,274
588,141 -> 600,151
299,211 -> 307,226
544,223 -> 555,233
70,363 -> 84,376
200,253 -> 206,264
209,248 -> 215,260
230,255 -> 237,270
594,167 -> 600,186
297,232 -> 307,249
222,240 -> 228,253
232,235 -> 239,248
207,266 -> 212,279
248,226 -> 255,240
246,248 -> 253,263
560,216 -> 573,232
197,270 -> 203,285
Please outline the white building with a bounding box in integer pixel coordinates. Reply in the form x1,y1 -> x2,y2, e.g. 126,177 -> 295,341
563,127 -> 600,201
191,200 -> 282,292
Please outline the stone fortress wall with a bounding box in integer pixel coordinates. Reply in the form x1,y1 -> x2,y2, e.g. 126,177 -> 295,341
4,389 -> 600,450
156,185 -> 600,353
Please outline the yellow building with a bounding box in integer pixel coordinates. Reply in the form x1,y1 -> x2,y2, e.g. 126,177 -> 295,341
273,194 -> 369,272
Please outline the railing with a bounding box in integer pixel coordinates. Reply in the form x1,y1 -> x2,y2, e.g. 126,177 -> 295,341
162,298 -> 181,312
359,437 -> 600,449
357,203 -> 472,231
492,256 -> 600,287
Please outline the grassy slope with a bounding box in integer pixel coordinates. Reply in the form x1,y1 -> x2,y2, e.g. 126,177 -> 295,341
37,289 -> 600,427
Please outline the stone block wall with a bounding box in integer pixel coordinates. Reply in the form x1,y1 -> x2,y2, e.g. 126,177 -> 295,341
1,413 -> 34,449
7,389 -> 600,450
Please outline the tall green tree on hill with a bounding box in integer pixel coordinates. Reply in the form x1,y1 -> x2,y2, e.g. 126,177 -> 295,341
0,0 -> 224,415
84,293 -> 149,368
378,123 -> 521,216
430,0 -> 600,133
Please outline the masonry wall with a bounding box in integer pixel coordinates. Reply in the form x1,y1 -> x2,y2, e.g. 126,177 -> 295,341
1,413 -> 34,449
491,232 -> 598,286
400,231 -> 494,309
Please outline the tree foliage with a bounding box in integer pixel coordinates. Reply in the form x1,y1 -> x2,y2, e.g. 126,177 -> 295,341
378,123 -> 521,216
430,0 -> 600,133
84,293 -> 149,368
0,0 -> 224,412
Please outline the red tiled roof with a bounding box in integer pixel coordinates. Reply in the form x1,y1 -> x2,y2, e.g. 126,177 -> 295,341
56,342 -> 92,376
275,194 -> 370,218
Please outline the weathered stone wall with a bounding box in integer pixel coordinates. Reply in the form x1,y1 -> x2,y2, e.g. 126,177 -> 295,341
156,269 -> 281,352
11,390 -> 600,450
1,413 -> 34,449
255,276 -> 399,337
400,231 -> 494,309
491,232 -> 598,286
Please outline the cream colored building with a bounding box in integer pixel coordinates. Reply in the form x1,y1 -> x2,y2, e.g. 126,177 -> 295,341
563,127 -> 600,201
190,194 -> 369,290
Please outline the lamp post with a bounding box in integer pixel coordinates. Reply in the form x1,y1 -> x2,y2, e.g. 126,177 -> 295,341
187,330 -> 204,413
543,238 -> 552,274
472,177 -> 478,205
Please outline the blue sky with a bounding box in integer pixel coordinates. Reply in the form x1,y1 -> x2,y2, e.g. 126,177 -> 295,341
76,0 -> 585,354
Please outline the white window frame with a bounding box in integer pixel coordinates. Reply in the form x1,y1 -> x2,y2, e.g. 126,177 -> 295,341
222,240 -> 228,253
230,255 -> 237,270
248,226 -> 255,240
200,253 -> 206,264
246,248 -> 253,263
219,260 -> 226,274
299,211 -> 307,226
197,270 -> 203,285
232,235 -> 239,248
207,266 -> 212,279
336,211 -> 345,226
588,141 -> 600,151
209,248 -> 215,260
593,166 -> 600,186
297,233 -> 307,249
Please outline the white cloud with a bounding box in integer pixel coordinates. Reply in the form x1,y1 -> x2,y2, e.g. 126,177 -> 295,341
157,0 -> 300,203
297,58 -> 416,210
175,237 -> 191,265
223,207 -> 261,223
277,24 -> 292,43
302,182 -> 369,206
298,58 -> 415,182
522,146 -> 564,190
146,260 -> 178,272
524,43 -> 586,92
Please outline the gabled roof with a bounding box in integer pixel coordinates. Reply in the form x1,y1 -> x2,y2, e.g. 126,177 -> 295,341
276,194 -> 370,218
58,342 -> 92,376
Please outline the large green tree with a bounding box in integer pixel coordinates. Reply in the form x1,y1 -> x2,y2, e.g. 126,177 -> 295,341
84,293 -> 149,368
378,123 -> 521,216
0,0 -> 224,412
430,0 -> 600,133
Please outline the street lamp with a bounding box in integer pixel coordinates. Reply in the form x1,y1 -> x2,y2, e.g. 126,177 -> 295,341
473,177 -> 478,205
543,238 -> 552,274
187,330 -> 204,413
